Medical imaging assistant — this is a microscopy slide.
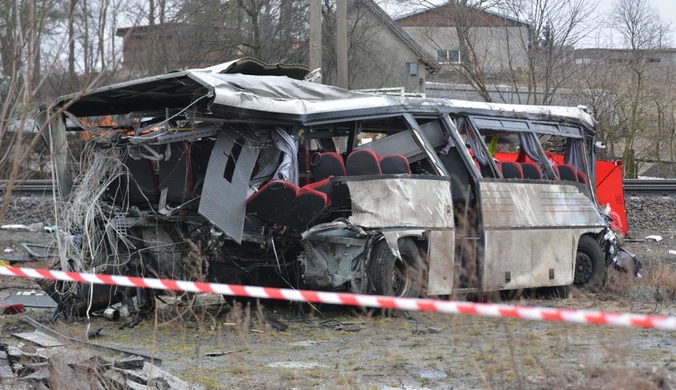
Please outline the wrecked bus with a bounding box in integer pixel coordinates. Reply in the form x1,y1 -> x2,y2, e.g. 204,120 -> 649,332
38,58 -> 624,315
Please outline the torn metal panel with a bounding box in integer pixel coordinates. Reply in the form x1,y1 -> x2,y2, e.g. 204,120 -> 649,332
13,331 -> 64,347
347,177 -> 454,229
198,130 -> 259,243
426,230 -> 455,295
381,230 -> 425,259
302,224 -> 368,291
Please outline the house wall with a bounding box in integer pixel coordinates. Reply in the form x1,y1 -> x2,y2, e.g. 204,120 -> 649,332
402,25 -> 529,74
323,4 -> 428,92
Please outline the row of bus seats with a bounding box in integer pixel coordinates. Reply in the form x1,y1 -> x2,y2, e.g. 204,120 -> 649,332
302,150 -> 412,211
496,161 -> 587,184
247,150 -> 412,230
305,149 -> 411,182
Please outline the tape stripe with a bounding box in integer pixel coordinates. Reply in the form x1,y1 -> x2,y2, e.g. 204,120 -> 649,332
1,265 -> 675,331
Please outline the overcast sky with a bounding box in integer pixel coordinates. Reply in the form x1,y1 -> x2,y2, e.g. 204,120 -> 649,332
594,0 -> 676,46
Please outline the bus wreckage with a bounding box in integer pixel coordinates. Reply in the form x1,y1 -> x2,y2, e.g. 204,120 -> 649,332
38,58 -> 637,317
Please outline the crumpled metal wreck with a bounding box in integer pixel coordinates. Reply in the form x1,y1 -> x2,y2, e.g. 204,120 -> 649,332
38,57 -> 628,316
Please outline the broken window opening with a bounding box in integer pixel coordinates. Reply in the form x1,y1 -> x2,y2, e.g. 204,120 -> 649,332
223,136 -> 245,182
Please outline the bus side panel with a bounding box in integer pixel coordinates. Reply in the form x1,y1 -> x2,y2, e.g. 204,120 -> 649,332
479,181 -> 605,291
482,229 -> 594,291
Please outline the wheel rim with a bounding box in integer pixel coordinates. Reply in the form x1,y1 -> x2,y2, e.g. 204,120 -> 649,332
574,252 -> 593,285
392,255 -> 412,297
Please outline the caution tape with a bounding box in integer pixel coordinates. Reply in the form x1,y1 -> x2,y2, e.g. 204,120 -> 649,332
1,265 -> 675,330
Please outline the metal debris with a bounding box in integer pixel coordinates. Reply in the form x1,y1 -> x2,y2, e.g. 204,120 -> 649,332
2,290 -> 57,308
12,331 -> 64,348
21,317 -> 161,365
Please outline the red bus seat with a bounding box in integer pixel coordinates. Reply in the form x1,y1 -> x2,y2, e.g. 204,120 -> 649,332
346,150 -> 381,175
379,154 -> 411,174
310,152 -> 346,182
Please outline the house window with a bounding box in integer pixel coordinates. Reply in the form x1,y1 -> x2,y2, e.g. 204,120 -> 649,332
437,49 -> 461,64
408,62 -> 418,76
649,57 -> 662,63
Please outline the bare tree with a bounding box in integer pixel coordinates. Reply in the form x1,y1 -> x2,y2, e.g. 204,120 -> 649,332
502,0 -> 598,105
607,0 -> 672,177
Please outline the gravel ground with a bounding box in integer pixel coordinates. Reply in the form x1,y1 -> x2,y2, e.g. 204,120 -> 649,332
625,196 -> 676,237
0,195 -> 675,389
624,196 -> 676,268
0,196 -> 55,226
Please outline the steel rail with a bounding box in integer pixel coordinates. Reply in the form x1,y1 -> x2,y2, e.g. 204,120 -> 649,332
623,179 -> 676,197
2,179 -> 676,196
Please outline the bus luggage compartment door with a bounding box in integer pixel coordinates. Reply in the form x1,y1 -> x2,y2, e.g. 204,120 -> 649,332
345,176 -> 455,295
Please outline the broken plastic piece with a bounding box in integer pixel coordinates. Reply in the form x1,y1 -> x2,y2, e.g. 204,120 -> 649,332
0,303 -> 25,314
646,235 -> 663,242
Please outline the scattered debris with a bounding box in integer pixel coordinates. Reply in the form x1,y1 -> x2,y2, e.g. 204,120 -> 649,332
0,223 -> 44,232
0,303 -> 25,314
205,349 -> 244,357
289,340 -> 320,347
0,254 -> 33,263
646,235 -> 663,242
86,328 -> 104,340
0,342 -> 201,390
103,307 -> 120,321
4,248 -> 14,254
118,319 -> 142,330
13,330 -> 63,347
1,290 -> 58,308
265,317 -> 289,331
267,361 -> 329,369
314,319 -> 363,332
20,243 -> 56,259
669,250 -> 676,256
22,317 -> 160,364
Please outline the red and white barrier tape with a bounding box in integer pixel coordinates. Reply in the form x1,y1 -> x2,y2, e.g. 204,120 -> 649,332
1,265 -> 675,330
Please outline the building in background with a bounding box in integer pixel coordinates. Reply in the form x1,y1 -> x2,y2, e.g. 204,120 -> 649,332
396,4 -> 529,81
322,0 -> 440,93
116,23 -> 240,75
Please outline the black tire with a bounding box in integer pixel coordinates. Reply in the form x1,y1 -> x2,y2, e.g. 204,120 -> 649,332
574,235 -> 606,292
368,238 -> 423,298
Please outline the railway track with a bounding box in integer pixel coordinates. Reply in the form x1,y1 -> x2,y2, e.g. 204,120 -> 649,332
623,179 -> 676,197
0,180 -> 57,195
2,179 -> 676,197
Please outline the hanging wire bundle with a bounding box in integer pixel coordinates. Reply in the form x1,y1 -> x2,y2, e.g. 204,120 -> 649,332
54,137 -> 130,300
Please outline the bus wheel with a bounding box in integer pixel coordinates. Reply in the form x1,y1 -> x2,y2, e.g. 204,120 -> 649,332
369,238 -> 423,298
574,235 -> 606,292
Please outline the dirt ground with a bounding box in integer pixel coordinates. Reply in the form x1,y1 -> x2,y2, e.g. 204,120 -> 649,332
1,222 -> 676,389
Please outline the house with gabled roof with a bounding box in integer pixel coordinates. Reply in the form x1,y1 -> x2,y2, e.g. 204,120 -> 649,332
322,0 -> 441,93
395,4 -> 530,77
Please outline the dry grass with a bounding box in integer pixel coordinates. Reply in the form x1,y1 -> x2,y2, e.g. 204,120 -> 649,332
643,261 -> 676,301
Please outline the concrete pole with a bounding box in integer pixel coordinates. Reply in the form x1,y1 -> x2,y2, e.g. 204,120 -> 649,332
309,0 -> 322,72
336,0 -> 348,89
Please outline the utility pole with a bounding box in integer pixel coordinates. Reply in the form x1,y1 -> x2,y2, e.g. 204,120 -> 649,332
309,0 -> 322,72
336,0 -> 348,89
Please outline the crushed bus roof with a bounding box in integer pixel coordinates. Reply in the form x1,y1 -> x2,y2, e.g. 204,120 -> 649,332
52,58 -> 596,133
